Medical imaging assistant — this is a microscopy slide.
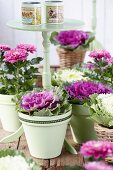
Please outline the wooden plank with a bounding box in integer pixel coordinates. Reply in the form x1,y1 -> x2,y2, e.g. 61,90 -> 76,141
0,121 -> 19,149
49,132 -> 83,168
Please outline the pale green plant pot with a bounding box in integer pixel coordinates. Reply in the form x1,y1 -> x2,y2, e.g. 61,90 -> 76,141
0,94 -> 21,132
70,104 -> 97,143
19,111 -> 72,159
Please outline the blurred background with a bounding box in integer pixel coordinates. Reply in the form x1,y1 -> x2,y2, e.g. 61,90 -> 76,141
0,0 -> 113,65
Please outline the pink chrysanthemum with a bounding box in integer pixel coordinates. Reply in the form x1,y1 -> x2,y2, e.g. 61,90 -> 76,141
17,44 -> 36,53
0,44 -> 11,51
89,50 -> 111,60
4,48 -> 27,63
84,161 -> 113,170
106,57 -> 113,64
80,141 -> 113,160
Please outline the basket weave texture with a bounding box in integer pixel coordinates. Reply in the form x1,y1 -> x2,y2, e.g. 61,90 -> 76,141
94,123 -> 113,142
57,48 -> 86,69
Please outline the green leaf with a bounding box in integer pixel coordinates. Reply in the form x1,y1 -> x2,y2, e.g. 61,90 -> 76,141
30,57 -> 43,65
83,32 -> 95,48
50,31 -> 59,45
64,139 -> 77,155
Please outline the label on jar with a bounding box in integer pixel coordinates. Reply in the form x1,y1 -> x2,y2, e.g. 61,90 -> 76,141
46,6 -> 64,24
22,7 -> 41,25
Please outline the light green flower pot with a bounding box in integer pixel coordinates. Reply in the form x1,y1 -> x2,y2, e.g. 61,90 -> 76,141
0,94 -> 21,132
19,111 -> 72,159
70,104 -> 97,143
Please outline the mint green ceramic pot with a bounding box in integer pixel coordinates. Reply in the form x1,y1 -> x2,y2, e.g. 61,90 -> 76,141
70,104 -> 97,143
19,110 -> 72,159
0,94 -> 21,132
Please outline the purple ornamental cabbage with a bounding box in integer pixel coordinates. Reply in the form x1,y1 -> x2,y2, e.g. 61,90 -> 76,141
55,30 -> 89,49
21,91 -> 59,111
65,81 -> 113,102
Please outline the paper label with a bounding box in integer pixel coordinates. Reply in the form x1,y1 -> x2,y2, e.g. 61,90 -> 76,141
46,6 -> 64,23
22,7 -> 41,25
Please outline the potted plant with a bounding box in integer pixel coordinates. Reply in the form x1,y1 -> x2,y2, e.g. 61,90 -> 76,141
52,68 -> 87,86
86,93 -> 113,141
65,81 -> 113,143
50,30 -> 95,69
0,44 -> 42,132
17,87 -> 72,159
84,50 -> 113,88
0,149 -> 41,170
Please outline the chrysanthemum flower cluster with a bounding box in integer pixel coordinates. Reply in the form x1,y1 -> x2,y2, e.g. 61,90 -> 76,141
0,43 -> 36,64
0,43 -> 42,95
84,50 -> 113,88
84,161 -> 113,170
80,140 -> 113,170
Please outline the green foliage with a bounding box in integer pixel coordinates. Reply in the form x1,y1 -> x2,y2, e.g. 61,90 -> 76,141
49,31 -> 59,45
83,60 -> 113,88
0,54 -> 42,95
84,94 -> 113,127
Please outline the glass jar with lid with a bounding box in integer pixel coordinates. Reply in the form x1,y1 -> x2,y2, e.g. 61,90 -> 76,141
45,1 -> 64,24
21,1 -> 41,25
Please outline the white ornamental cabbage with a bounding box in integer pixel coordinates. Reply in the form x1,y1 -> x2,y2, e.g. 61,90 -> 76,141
54,69 -> 86,84
88,93 -> 113,127
0,155 -> 32,170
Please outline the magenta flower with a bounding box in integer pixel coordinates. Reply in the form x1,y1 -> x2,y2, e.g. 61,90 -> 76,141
89,50 -> 111,60
55,30 -> 89,49
84,161 -> 113,170
80,141 -> 113,159
3,48 -> 27,63
106,57 -> 113,64
84,63 -> 95,70
17,44 -> 36,53
65,81 -> 113,102
21,91 -> 59,111
0,44 -> 11,52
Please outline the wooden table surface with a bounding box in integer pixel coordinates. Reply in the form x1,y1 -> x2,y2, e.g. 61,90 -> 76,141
0,122 -> 84,170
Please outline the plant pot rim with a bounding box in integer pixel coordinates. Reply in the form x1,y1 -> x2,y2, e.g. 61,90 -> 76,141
0,94 -> 15,105
19,110 -> 72,126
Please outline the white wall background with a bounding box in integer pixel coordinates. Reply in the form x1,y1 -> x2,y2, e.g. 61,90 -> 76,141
0,0 -> 113,65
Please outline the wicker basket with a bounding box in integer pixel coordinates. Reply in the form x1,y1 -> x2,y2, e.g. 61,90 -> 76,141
56,47 -> 86,69
94,123 -> 113,142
